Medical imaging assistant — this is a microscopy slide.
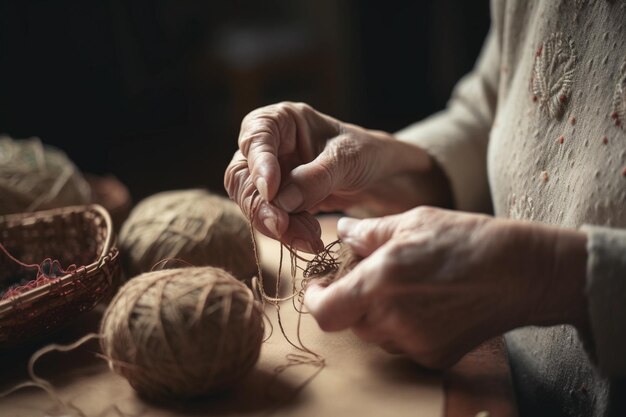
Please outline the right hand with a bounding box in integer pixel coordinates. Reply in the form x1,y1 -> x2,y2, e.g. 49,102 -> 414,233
223,102 -> 443,253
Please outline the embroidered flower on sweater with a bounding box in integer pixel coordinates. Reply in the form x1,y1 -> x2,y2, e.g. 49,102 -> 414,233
531,33 -> 576,119
508,194 -> 536,221
611,60 -> 626,130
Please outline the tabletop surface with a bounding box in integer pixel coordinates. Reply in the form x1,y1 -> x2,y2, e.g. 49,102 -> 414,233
0,215 -> 517,417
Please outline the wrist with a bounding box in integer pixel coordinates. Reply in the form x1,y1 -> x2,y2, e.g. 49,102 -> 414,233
553,228 -> 590,330
371,130 -> 454,209
336,124 -> 454,215
516,222 -> 589,330
342,123 -> 432,175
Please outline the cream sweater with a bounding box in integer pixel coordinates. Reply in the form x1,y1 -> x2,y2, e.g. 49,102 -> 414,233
396,1 -> 626,416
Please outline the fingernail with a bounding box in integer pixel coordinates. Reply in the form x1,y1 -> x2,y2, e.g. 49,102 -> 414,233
255,177 -> 269,201
276,184 -> 303,212
293,239 -> 315,254
263,216 -> 280,238
337,217 -> 359,238
312,239 -> 324,253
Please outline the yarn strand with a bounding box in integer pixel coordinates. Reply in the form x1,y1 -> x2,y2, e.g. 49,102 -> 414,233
0,242 -> 80,300
246,192 -> 326,384
0,332 -> 101,417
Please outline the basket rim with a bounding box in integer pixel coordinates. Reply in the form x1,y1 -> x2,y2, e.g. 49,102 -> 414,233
0,204 -> 114,311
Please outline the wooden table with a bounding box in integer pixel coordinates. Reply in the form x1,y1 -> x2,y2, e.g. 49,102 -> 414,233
0,216 -> 517,417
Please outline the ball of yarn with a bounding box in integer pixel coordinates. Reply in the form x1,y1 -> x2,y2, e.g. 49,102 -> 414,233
0,135 -> 91,214
100,266 -> 265,400
119,189 -> 256,280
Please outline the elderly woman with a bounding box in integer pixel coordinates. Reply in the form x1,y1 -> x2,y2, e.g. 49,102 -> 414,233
224,1 -> 626,415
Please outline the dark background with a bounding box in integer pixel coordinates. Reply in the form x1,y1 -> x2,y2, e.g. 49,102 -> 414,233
0,0 -> 490,201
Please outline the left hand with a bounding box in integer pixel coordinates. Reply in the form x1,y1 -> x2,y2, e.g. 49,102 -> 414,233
304,206 -> 589,369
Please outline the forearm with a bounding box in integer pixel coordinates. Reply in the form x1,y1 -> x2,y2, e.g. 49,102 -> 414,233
494,219 -> 589,331
516,222 -> 626,377
552,228 -> 589,329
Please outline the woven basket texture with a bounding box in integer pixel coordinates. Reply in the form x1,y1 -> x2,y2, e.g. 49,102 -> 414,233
0,205 -> 121,350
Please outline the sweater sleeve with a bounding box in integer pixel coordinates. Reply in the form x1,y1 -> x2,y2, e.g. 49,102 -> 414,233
395,25 -> 500,213
580,225 -> 626,377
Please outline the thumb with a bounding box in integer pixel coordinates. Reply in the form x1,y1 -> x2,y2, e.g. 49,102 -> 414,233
304,265 -> 367,332
272,135 -> 373,213
304,239 -> 393,332
337,214 -> 404,257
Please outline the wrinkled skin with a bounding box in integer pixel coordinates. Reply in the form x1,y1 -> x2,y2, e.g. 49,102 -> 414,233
224,102 -> 450,253
225,102 -> 589,368
304,207 -> 589,369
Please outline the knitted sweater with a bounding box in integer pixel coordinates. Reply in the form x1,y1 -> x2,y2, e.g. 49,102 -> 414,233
396,1 -> 626,416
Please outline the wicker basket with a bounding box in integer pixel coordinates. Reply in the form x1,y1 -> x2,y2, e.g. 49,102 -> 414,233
0,205 -> 121,350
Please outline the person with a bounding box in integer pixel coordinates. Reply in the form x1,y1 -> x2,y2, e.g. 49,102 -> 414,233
224,1 -> 626,415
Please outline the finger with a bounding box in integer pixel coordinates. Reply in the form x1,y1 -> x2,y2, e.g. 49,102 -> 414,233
238,109 -> 281,201
305,278 -> 365,332
224,151 -> 288,238
336,214 -> 405,257
379,341 -> 404,355
273,128 -> 433,215
281,212 -> 324,253
304,243 -> 390,331
238,108 -> 295,201
225,151 -> 323,251
273,136 -> 367,213
306,233 -> 411,332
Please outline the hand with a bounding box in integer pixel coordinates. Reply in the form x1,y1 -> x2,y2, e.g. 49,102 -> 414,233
224,102 -> 449,253
305,206 -> 589,368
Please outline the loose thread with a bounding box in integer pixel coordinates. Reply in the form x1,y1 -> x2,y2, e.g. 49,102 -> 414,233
0,332 -> 101,417
248,214 -> 300,304
247,192 -> 265,308
251,276 -> 275,343
1,333 -> 138,417
246,191 -> 326,379
0,242 -> 80,300
149,257 -> 194,271
246,189 -> 361,413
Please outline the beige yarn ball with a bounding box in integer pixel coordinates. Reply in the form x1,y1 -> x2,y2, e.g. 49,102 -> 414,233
100,266 -> 265,400
0,135 -> 91,214
119,189 -> 256,280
